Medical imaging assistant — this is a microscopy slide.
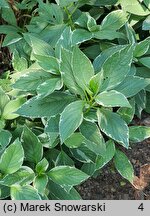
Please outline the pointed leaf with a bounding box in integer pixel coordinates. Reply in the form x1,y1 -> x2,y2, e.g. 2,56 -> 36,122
72,29 -> 92,46
12,71 -> 51,91
37,78 -> 62,97
72,47 -> 94,91
0,130 -> 12,156
2,97 -> 26,120
64,133 -> 85,148
24,34 -> 54,57
34,175 -> 48,195
60,48 -> 83,95
11,185 -> 41,200
0,139 -> 24,174
16,92 -> 76,118
114,150 -> 134,183
120,0 -> 150,16
21,126 -> 43,163
117,98 -> 135,124
139,57 -> 150,69
55,151 -> 74,166
0,166 -> 35,187
0,87 -> 10,114
48,180 -> 81,200
95,90 -> 131,108
129,126 -> 150,143
80,120 -> 106,155
97,108 -> 129,148
101,10 -> 127,31
96,140 -> 115,169
36,158 -> 49,174
35,55 -> 60,74
114,76 -> 150,98
48,166 -> 89,187
59,100 -> 84,143
101,45 -> 133,90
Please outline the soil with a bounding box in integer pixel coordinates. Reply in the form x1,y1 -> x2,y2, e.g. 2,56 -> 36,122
77,112 -> 150,200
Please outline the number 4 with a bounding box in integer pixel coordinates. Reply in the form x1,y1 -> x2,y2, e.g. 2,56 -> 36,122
138,203 -> 144,211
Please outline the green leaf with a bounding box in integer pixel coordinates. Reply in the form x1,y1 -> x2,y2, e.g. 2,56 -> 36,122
96,140 -> 115,169
24,34 -> 54,57
87,0 -> 118,6
139,57 -> 150,69
80,120 -> 106,155
16,92 -> 76,118
37,78 -> 62,97
47,180 -> 81,200
2,33 -> 22,47
34,174 -> 48,195
39,24 -> 66,48
0,25 -> 19,34
55,0 -> 78,7
55,27 -> 72,58
59,100 -> 84,143
81,162 -> 96,176
1,7 -> 17,26
60,48 -> 84,96
2,97 -> 26,120
21,126 -> 43,164
45,115 -> 59,147
129,126 -> 150,143
120,0 -> 150,16
117,98 -> 135,124
72,29 -> 92,46
64,133 -> 85,148
135,90 -> 146,118
136,67 -> 150,92
72,47 -> 94,91
114,150 -> 134,183
145,91 -> 150,114
0,87 -> 10,115
89,73 -> 102,94
93,30 -> 126,40
0,130 -> 12,156
114,76 -> 150,98
48,166 -> 89,187
144,0 -> 150,8
12,50 -> 28,72
70,144 -> 96,163
95,90 -> 131,108
101,10 -> 127,31
93,45 -> 126,73
0,0 -> 9,8
134,37 -> 150,57
0,139 -> 24,174
0,185 -> 10,199
0,166 -> 35,187
101,45 -> 133,90
55,151 -> 74,166
38,1 -> 64,25
36,158 -> 49,174
35,56 -> 60,74
12,70 -> 52,92
97,108 -> 129,148
11,185 -> 41,200
142,15 -> 150,30
84,44 -> 101,60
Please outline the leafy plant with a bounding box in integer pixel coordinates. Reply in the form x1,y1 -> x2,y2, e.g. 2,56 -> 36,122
0,0 -> 150,200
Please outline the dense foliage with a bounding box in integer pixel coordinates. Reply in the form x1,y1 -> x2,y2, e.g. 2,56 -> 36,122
0,0 -> 150,200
